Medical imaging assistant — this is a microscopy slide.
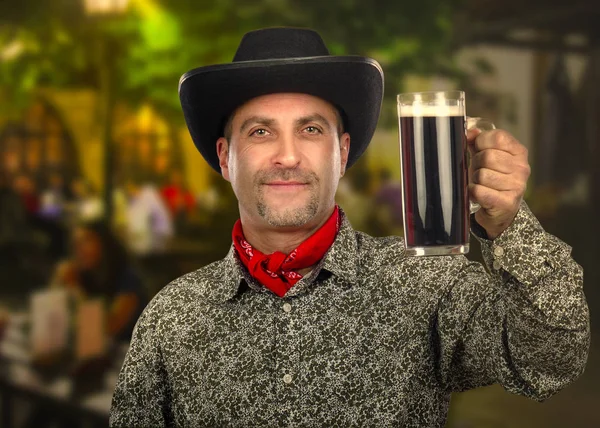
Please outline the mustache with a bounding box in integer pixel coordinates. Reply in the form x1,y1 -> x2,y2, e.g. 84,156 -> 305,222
255,168 -> 319,185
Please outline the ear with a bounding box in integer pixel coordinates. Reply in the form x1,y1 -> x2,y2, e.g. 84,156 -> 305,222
339,132 -> 351,177
216,137 -> 231,182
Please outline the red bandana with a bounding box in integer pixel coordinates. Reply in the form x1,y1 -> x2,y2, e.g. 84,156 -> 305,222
232,206 -> 340,297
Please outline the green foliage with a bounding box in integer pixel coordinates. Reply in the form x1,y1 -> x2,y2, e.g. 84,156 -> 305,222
0,0 -> 465,122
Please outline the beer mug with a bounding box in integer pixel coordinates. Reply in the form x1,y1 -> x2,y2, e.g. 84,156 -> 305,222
397,90 -> 495,256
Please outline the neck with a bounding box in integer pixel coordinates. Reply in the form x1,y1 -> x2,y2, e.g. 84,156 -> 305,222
239,205 -> 336,255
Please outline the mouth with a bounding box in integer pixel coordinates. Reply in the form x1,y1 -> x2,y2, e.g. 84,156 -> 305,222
263,181 -> 310,190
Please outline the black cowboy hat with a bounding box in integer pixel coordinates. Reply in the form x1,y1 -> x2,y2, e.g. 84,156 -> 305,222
178,27 -> 384,174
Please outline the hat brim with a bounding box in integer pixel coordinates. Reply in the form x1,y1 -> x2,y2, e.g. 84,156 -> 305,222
179,56 -> 384,174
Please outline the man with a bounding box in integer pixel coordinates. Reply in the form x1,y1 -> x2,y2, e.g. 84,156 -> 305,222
123,178 -> 173,255
110,28 -> 590,427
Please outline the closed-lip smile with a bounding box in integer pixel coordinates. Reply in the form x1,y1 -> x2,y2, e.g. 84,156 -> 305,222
266,181 -> 307,185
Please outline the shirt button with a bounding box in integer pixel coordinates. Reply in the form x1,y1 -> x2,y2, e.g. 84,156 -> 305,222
492,260 -> 502,270
283,303 -> 292,313
283,373 -> 293,384
494,246 -> 504,257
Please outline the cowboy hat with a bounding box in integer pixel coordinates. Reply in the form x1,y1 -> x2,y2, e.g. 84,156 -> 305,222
179,27 -> 384,174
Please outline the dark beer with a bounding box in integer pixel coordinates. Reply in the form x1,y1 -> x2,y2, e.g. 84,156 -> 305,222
399,115 -> 468,247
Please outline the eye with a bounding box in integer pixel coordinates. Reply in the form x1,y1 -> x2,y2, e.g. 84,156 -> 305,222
304,126 -> 322,134
250,128 -> 270,137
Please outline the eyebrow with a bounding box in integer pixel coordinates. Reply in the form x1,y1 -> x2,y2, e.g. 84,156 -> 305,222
239,116 -> 275,134
295,114 -> 333,130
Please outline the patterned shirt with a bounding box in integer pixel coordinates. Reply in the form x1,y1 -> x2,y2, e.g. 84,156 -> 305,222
109,202 -> 590,427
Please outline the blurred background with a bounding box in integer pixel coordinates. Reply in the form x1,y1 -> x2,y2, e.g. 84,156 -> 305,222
0,0 -> 598,427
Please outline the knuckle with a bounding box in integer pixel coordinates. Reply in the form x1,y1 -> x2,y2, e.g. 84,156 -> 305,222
471,153 -> 483,169
517,163 -> 531,179
472,184 -> 490,204
476,168 -> 493,185
493,129 -> 511,145
481,150 -> 495,166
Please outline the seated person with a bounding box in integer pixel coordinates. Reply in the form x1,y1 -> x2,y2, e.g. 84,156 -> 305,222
51,220 -> 147,342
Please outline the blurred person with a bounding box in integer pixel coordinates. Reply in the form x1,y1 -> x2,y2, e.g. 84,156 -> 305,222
112,181 -> 129,237
0,173 -> 35,287
13,174 -> 40,216
38,171 -> 69,220
18,221 -> 148,428
124,178 -> 174,254
110,28 -> 589,428
34,172 -> 70,259
69,176 -> 104,222
0,172 -> 30,247
160,170 -> 196,231
50,220 -> 147,342
196,186 -> 219,213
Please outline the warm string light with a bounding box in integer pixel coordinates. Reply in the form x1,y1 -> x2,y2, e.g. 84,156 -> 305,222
84,0 -> 129,15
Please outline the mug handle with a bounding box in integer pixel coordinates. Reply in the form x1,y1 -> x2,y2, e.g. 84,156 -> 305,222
466,116 -> 496,214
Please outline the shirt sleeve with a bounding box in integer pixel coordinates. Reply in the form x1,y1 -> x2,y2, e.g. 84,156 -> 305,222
433,200 -> 590,401
109,297 -> 174,427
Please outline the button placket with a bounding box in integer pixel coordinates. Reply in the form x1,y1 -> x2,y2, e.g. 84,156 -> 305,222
274,298 -> 300,427
492,245 -> 504,271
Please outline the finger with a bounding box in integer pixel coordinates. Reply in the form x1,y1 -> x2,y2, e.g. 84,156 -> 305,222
466,128 -> 481,160
466,128 -> 482,145
471,129 -> 527,156
470,149 -> 515,174
468,184 -> 516,211
471,167 -> 519,191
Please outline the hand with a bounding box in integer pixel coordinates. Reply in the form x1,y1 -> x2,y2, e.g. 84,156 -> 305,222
467,128 -> 531,240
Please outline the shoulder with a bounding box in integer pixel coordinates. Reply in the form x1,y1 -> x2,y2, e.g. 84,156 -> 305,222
355,230 -> 403,254
353,230 -> 470,281
354,230 -> 405,268
137,255 -> 234,323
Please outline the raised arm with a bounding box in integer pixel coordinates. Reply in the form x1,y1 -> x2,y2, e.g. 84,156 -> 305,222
434,202 -> 590,400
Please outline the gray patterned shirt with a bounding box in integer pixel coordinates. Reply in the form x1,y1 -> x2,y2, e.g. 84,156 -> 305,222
109,202 -> 590,427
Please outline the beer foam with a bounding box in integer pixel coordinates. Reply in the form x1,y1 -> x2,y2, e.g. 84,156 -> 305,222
398,104 -> 463,117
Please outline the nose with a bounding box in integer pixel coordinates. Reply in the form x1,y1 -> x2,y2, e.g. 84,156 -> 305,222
272,133 -> 301,169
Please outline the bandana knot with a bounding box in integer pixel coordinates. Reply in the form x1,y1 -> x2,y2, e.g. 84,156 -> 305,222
232,206 -> 340,297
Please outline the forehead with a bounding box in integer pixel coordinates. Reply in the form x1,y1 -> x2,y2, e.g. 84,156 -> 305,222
232,93 -> 338,122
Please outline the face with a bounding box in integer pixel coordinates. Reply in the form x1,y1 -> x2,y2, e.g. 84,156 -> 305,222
217,93 -> 350,229
73,227 -> 103,270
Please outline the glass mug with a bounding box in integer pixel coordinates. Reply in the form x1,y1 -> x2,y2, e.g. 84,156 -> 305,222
397,90 -> 495,256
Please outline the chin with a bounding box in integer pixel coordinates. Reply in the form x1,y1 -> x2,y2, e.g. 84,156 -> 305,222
257,200 -> 319,228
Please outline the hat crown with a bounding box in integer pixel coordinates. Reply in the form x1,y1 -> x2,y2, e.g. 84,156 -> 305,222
233,28 -> 330,62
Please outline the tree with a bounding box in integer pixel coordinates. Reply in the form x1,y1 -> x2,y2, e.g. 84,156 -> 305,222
0,0 -> 464,123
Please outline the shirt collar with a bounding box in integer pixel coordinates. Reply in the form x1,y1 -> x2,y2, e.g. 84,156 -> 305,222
207,207 -> 359,303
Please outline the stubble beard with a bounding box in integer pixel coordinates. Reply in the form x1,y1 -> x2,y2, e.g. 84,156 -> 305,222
254,169 -> 320,227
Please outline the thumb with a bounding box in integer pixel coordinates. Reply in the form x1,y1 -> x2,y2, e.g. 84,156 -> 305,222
466,127 -> 481,154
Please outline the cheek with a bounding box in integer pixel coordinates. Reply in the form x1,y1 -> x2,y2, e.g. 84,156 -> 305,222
317,146 -> 342,182
228,148 -> 259,192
